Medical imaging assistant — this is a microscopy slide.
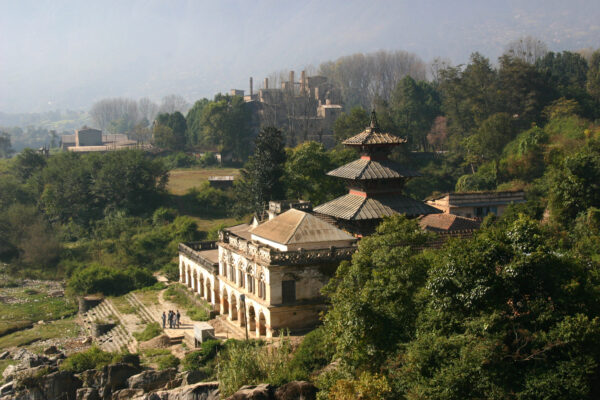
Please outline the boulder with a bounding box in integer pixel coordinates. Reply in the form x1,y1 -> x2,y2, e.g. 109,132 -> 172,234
138,334 -> 171,351
0,351 -> 10,360
151,381 -> 220,400
274,381 -> 318,400
12,348 -> 34,361
177,370 -> 206,386
0,382 -> 13,397
99,363 -> 142,399
14,365 -> 57,389
226,384 -> 274,400
43,345 -> 60,355
127,368 -> 177,392
39,370 -> 82,400
2,365 -> 18,381
77,369 -> 103,388
77,387 -> 101,400
111,388 -> 144,399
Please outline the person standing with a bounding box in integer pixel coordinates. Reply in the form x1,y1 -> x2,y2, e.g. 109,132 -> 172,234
168,310 -> 173,329
161,311 -> 166,329
176,310 -> 181,328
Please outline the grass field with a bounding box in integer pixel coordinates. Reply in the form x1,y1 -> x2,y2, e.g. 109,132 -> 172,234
0,283 -> 78,336
167,168 -> 240,195
166,167 -> 246,233
0,317 -> 80,350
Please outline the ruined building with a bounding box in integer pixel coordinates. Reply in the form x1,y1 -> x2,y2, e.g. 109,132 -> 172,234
230,70 -> 343,148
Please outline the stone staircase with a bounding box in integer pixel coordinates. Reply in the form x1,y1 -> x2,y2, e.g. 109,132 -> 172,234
125,292 -> 184,345
81,299 -> 137,353
124,293 -> 154,324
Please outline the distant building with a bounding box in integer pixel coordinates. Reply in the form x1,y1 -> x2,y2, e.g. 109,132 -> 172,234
243,70 -> 343,148
425,190 -> 526,219
75,128 -> 102,147
179,208 -> 357,338
60,128 -> 147,153
207,176 -> 235,190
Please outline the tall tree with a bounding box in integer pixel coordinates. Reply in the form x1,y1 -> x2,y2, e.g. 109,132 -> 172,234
333,107 -> 369,143
238,127 -> 286,214
389,76 -> 441,150
504,35 -> 548,64
154,112 -> 187,150
587,50 -> 600,104
0,132 -> 14,158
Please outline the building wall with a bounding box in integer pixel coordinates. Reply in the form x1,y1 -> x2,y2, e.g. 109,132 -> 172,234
75,129 -> 102,147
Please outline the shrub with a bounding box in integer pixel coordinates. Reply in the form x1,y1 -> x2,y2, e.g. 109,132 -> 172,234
187,307 -> 210,321
67,264 -> 157,296
157,354 -> 180,370
183,339 -> 222,371
217,334 -> 299,397
133,322 -> 163,342
288,327 -> 333,379
60,346 -> 113,373
152,207 -> 177,225
162,262 -> 179,282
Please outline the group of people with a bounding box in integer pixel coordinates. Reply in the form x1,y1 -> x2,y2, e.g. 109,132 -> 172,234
162,310 -> 181,329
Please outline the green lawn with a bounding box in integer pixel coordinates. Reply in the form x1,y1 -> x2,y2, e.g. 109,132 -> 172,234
167,168 -> 240,195
0,286 -> 78,336
166,167 -> 246,233
0,317 -> 81,350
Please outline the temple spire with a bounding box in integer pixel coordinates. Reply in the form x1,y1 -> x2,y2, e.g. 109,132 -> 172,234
369,110 -> 380,131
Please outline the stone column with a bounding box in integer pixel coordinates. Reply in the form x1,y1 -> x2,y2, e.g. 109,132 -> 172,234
220,293 -> 226,315
196,275 -> 202,296
238,307 -> 244,327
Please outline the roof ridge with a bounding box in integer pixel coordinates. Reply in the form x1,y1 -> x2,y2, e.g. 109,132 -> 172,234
349,194 -> 367,220
356,158 -> 371,179
282,209 -> 305,244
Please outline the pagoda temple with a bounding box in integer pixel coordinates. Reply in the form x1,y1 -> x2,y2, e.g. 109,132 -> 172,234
313,111 -> 441,236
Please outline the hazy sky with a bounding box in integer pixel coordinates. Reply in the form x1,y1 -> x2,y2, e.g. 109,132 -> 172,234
1,0 -> 599,113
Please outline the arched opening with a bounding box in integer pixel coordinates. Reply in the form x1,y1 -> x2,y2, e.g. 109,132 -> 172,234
206,280 -> 212,303
247,305 -> 256,333
258,311 -> 267,337
222,289 -> 229,316
191,269 -> 197,292
199,274 -> 205,297
230,295 -> 238,321
186,266 -> 192,288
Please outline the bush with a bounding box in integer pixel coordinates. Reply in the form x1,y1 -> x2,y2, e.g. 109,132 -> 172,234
67,264 -> 157,296
133,322 -> 163,342
183,339 -> 222,371
60,346 -> 114,373
187,307 -> 210,321
157,354 -> 180,370
288,327 -> 334,379
217,334 -> 300,397
152,207 -> 177,225
162,262 -> 179,282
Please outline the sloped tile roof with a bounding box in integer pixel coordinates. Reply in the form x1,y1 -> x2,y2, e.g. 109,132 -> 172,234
342,127 -> 406,146
250,209 -> 356,245
418,213 -> 481,232
313,193 -> 441,220
327,159 -> 421,180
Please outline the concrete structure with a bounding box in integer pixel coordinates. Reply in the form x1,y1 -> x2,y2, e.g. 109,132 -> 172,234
75,128 -> 102,147
179,209 -> 357,338
426,191 -> 526,219
61,129 -> 145,152
314,111 -> 440,236
207,176 -> 235,190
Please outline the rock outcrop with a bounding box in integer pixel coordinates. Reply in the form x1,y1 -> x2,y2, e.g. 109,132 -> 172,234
127,368 -> 177,392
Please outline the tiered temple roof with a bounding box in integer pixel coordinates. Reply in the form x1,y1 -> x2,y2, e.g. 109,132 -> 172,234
313,111 -> 440,235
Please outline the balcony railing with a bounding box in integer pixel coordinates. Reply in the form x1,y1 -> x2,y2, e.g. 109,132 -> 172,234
218,230 -> 356,266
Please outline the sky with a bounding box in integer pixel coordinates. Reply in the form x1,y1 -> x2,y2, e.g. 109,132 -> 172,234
1,0 -> 599,113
